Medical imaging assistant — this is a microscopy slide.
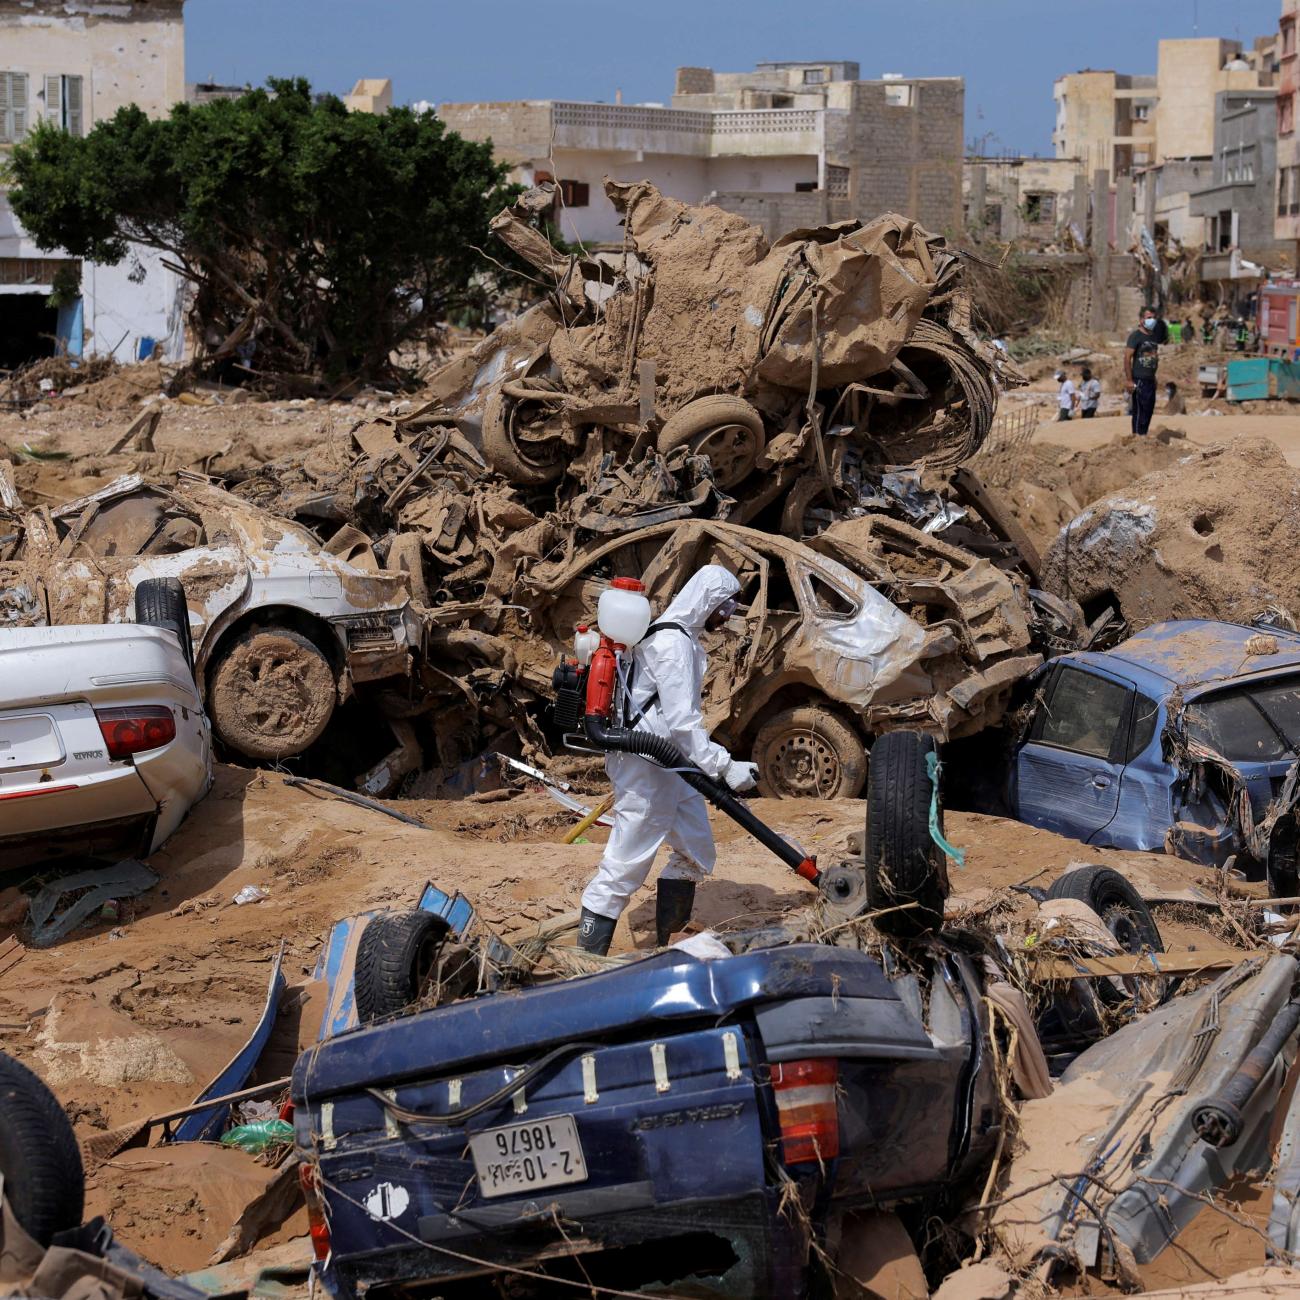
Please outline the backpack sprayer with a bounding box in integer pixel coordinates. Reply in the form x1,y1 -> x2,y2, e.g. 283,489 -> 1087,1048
551,577 -> 821,887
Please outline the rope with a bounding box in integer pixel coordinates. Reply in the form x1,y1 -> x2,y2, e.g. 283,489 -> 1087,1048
926,750 -> 965,867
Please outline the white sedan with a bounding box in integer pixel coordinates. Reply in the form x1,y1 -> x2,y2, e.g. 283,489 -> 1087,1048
0,578 -> 212,870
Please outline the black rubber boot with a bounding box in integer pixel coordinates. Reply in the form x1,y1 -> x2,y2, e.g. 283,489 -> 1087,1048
577,908 -> 617,956
656,879 -> 696,946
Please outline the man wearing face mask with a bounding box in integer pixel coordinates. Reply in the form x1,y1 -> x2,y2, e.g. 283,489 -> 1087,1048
1125,307 -> 1161,436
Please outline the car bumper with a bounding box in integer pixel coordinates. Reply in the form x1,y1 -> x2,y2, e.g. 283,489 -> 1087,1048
320,1188 -> 806,1299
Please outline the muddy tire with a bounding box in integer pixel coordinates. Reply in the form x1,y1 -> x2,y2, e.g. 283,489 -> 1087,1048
482,386 -> 565,486
207,627 -> 336,762
0,1051 -> 84,1245
657,395 -> 766,490
753,707 -> 867,800
1046,866 -> 1163,1004
386,533 -> 429,607
864,731 -> 949,937
135,577 -> 194,673
355,910 -> 452,1024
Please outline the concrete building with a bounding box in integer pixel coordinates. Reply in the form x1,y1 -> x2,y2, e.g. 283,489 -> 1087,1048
344,78 -> 392,115
1189,87 -> 1287,307
0,0 -> 187,368
1277,0 -> 1300,257
1054,38 -> 1272,180
1052,71 -> 1157,178
439,60 -> 964,245
963,156 -> 1084,243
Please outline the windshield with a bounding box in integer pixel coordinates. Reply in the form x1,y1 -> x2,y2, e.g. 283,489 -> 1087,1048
1185,673 -> 1300,763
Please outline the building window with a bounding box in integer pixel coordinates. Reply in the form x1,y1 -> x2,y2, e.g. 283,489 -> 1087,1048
826,164 -> 849,197
884,82 -> 913,108
802,68 -> 825,84
1285,18 -> 1297,56
1023,192 -> 1055,223
1279,169 -> 1289,217
1133,102 -> 1152,121
1281,92 -> 1295,136
771,94 -> 794,108
558,179 -> 589,208
794,180 -> 818,193
43,75 -> 83,136
0,71 -> 29,144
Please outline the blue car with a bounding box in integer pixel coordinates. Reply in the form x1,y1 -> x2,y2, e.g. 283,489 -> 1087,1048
292,938 -> 998,1297
1007,619 -> 1300,892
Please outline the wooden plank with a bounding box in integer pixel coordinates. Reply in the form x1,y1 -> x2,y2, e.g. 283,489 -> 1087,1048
1031,946 -> 1264,981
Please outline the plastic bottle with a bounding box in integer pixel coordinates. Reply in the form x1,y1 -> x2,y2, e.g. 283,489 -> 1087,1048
573,624 -> 600,665
597,577 -> 652,647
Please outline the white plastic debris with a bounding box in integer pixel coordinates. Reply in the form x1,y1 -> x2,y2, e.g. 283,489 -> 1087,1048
233,885 -> 270,906
670,932 -> 732,960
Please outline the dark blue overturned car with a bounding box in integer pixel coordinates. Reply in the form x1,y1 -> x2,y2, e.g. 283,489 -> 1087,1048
1005,619 -> 1300,891
292,935 -> 998,1297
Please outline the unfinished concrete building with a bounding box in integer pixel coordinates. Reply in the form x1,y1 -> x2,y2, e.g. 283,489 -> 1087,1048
438,60 -> 964,245
0,0 -> 187,368
1278,0 -> 1300,261
963,156 -> 1084,243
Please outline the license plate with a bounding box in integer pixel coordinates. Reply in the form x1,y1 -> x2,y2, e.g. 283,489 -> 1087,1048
468,1114 -> 588,1199
0,714 -> 62,769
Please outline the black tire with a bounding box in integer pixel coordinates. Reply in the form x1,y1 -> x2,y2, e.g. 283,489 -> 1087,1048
482,387 -> 565,486
864,731 -> 949,937
135,577 -> 194,673
1046,865 -> 1164,1006
355,911 -> 452,1024
753,706 -> 867,800
0,1051 -> 84,1245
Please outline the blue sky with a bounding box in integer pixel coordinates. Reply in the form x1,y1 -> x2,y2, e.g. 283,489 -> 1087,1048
186,0 -> 1282,156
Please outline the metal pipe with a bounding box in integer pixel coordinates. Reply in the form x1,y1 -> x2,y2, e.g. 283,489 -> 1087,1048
1191,999 -> 1300,1147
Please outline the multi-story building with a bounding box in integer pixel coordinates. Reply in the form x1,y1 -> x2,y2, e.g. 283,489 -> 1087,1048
1277,0 -> 1300,257
439,60 -> 965,245
0,0 -> 186,368
1054,38 -> 1272,180
1189,87 -> 1287,308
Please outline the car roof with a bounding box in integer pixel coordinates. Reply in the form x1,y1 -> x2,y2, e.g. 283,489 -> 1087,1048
1070,620 -> 1300,695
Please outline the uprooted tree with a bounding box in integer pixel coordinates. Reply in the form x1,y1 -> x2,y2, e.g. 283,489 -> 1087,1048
6,79 -> 517,392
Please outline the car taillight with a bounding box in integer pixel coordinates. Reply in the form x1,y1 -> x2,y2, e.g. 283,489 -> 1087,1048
299,1162 -> 331,1261
772,1058 -> 839,1165
94,706 -> 175,760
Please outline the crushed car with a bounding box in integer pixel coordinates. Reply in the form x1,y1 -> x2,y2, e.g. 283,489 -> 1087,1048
0,576 -> 211,870
0,466 -> 433,786
508,517 -> 1043,798
965,618 -> 1300,895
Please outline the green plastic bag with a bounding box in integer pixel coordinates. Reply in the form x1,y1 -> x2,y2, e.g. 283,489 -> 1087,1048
221,1118 -> 294,1153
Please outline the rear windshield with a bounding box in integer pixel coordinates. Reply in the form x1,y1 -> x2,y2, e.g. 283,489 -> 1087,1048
1185,674 -> 1300,763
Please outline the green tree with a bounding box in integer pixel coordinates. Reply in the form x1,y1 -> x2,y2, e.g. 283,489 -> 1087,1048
6,79 -> 517,390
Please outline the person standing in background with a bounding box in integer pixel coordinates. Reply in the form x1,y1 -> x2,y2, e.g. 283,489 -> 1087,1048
1125,307 -> 1160,437
1054,370 -> 1078,421
1079,367 -> 1102,419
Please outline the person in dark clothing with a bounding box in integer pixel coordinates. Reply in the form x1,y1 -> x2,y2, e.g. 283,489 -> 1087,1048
1125,307 -> 1160,436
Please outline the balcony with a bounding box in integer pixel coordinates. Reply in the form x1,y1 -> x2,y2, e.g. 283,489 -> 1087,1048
550,102 -> 822,159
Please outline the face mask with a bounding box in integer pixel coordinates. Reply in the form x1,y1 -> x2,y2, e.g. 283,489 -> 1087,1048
1144,317 -> 1157,329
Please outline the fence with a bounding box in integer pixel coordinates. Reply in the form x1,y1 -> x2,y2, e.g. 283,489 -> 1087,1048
968,405 -> 1038,488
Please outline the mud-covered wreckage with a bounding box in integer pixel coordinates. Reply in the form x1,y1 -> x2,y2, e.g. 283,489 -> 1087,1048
203,181 -> 1091,792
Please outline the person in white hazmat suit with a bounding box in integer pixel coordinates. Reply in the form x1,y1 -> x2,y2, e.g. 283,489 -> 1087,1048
578,565 -> 760,955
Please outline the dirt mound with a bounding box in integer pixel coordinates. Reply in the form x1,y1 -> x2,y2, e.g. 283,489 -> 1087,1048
1013,430 -> 1195,551
1042,435 -> 1300,627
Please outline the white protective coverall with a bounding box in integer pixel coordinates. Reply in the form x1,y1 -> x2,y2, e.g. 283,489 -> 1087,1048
581,565 -> 743,920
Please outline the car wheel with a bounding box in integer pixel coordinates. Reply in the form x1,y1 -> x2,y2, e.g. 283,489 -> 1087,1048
355,911 -> 453,1023
482,385 -> 566,485
0,1051 -> 84,1245
864,731 -> 949,937
657,395 -> 766,490
1046,865 -> 1165,1005
754,707 -> 867,799
135,577 -> 194,673
207,627 -> 336,762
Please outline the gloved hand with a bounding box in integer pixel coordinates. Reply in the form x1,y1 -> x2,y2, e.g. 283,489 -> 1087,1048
724,761 -> 760,793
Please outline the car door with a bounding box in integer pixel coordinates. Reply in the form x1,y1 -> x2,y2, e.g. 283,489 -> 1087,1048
1014,663 -> 1136,843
